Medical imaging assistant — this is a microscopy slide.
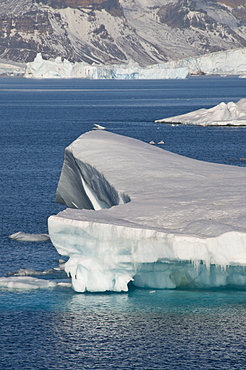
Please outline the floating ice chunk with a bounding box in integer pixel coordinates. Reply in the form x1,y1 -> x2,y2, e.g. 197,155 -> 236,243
93,124 -> 106,130
155,99 -> 246,126
5,268 -> 57,277
9,231 -> 50,242
48,131 -> 246,292
56,281 -> 72,287
0,276 -> 57,290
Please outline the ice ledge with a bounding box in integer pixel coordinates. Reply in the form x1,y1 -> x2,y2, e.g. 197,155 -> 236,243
48,131 -> 246,292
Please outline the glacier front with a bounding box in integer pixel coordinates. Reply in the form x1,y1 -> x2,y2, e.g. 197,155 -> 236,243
48,131 -> 246,292
25,53 -> 188,80
25,48 -> 246,79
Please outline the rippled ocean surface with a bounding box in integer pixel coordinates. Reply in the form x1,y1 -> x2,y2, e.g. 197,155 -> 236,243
1,76 -> 246,369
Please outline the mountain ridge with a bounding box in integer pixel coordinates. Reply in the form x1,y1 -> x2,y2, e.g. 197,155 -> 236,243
0,0 -> 246,65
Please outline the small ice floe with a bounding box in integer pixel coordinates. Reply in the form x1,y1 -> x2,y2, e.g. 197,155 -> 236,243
0,276 -> 57,290
157,140 -> 165,145
9,231 -> 50,242
149,140 -> 155,144
93,123 -> 106,130
5,268 -> 54,277
56,281 -> 72,287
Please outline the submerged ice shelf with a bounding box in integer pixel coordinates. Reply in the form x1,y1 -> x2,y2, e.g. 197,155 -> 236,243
48,131 -> 246,292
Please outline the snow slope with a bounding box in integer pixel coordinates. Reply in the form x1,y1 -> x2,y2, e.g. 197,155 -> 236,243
48,131 -> 246,292
155,99 -> 246,126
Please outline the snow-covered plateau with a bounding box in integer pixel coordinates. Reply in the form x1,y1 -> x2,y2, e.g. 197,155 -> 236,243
155,99 -> 246,126
48,131 -> 246,292
24,47 -> 246,79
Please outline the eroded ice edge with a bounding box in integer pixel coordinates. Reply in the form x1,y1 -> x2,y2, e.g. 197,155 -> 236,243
155,99 -> 246,126
48,131 -> 246,292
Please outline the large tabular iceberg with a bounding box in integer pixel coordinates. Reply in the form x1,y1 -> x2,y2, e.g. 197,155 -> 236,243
155,99 -> 246,126
48,131 -> 246,292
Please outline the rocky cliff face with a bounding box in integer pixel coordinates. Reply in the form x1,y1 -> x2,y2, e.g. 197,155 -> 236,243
157,0 -> 246,53
35,0 -> 124,15
0,0 -> 246,65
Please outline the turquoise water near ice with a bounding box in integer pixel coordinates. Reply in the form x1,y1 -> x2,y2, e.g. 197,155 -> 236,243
1,288 -> 246,369
1,76 -> 246,369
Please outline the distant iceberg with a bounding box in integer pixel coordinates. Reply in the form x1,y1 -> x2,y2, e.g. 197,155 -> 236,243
24,48 -> 246,79
0,276 -> 56,290
165,48 -> 246,76
24,53 -> 188,79
155,99 -> 246,126
48,131 -> 246,292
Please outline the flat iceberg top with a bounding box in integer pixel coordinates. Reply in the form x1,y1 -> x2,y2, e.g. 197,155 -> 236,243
155,99 -> 246,126
53,130 -> 246,238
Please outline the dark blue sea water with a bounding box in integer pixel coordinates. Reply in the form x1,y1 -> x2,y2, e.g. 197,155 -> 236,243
1,76 -> 246,369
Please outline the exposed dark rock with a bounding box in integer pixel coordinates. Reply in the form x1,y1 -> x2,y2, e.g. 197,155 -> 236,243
0,0 -> 246,65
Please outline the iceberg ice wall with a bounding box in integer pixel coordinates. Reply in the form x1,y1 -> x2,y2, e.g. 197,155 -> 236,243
25,48 -> 246,79
48,131 -> 246,292
25,54 -> 188,79
165,48 -> 246,76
